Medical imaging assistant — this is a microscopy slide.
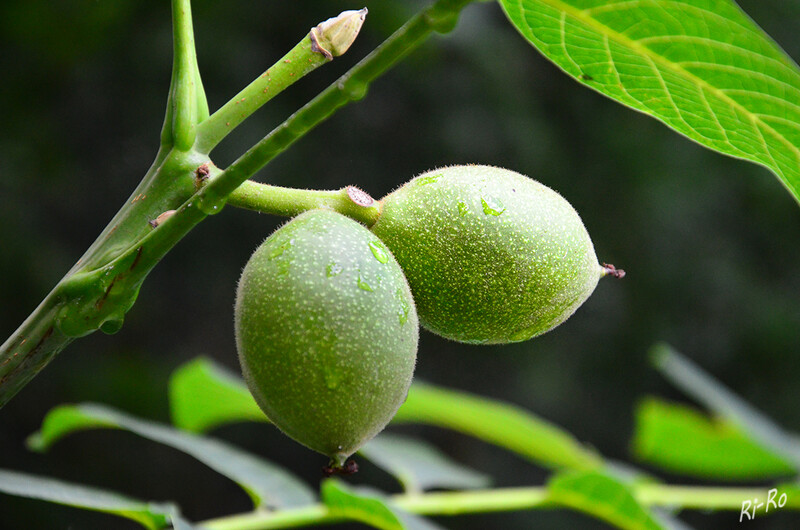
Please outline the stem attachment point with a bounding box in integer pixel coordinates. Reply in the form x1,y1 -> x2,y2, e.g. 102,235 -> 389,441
346,186 -> 374,207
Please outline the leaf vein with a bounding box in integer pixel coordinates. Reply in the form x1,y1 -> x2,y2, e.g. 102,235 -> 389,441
678,62 -> 800,97
559,10 -> 583,74
515,0 -> 800,191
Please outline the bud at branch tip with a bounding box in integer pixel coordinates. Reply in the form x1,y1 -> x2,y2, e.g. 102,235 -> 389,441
310,8 -> 368,60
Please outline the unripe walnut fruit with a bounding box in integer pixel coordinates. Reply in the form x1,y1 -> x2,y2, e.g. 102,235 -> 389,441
371,165 -> 613,344
234,209 -> 418,465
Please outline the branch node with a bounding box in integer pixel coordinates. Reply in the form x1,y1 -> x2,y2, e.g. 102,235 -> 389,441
346,186 -> 374,207
195,163 -> 211,190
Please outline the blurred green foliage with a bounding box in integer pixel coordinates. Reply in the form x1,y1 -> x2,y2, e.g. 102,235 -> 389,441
1,0 -> 799,528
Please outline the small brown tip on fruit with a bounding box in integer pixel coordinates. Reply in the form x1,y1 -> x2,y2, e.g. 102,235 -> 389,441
346,186 -> 374,207
602,263 -> 626,279
322,458 -> 359,477
342,459 -> 359,475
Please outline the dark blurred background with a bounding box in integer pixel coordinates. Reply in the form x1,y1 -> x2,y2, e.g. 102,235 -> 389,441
1,1 -> 799,528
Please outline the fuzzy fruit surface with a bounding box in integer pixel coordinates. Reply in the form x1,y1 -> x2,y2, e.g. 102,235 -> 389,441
371,165 -> 604,344
235,209 -> 418,465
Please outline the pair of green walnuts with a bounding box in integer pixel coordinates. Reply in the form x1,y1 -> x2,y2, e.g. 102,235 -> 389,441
234,165 -> 621,469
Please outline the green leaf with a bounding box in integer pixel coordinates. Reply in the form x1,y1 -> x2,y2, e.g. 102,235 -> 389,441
169,357 -> 266,432
393,382 -> 602,471
498,0 -> 800,203
360,433 -> 491,492
651,344 -> 800,470
0,468 -> 173,529
633,398 -> 795,479
548,470 -> 664,530
169,359 -> 601,472
321,479 -> 442,530
772,482 -> 800,509
28,403 -> 315,509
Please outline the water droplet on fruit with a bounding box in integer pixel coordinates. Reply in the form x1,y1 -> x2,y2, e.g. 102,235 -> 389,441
369,241 -> 390,263
510,325 -> 538,342
398,299 -> 410,325
276,260 -> 291,276
269,238 -> 294,259
326,262 -> 343,277
457,202 -> 469,216
416,174 -> 441,186
481,197 -> 505,216
357,275 -> 373,292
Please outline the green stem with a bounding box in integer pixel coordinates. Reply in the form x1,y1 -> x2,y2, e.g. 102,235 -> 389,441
194,41 -> 326,153
165,0 -> 204,151
227,181 -> 382,226
201,506 -> 337,530
195,9 -> 366,154
199,484 -> 799,529
0,294 -> 71,404
0,148 -> 205,406
392,487 -> 550,515
0,7 -> 365,408
635,483 -> 800,510
0,0 -> 470,408
202,0 -> 477,203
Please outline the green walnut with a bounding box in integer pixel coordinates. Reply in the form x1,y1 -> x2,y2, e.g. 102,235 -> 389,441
234,209 -> 418,466
371,165 -> 622,344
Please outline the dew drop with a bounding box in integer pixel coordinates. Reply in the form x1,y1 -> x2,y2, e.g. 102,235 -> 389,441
197,191 -> 225,215
398,298 -> 410,325
357,275 -> 374,292
457,202 -> 469,216
326,262 -> 343,277
416,174 -> 442,186
341,80 -> 368,101
275,260 -> 291,276
100,318 -> 123,335
269,238 -> 294,259
510,325 -> 539,342
368,241 -> 390,264
481,196 -> 505,216
426,9 -> 459,33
